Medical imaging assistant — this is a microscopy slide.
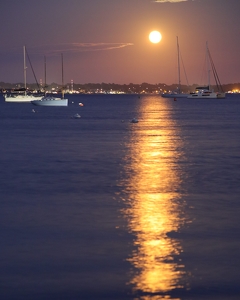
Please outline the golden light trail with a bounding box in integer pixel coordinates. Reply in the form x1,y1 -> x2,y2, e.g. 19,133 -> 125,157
119,96 -> 187,298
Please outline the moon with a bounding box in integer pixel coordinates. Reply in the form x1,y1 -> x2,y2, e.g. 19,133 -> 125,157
149,31 -> 162,44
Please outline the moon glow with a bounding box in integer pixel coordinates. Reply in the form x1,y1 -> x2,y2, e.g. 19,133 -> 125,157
149,31 -> 162,44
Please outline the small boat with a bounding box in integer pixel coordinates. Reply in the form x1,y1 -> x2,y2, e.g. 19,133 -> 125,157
130,118 -> 138,123
72,113 -> 81,119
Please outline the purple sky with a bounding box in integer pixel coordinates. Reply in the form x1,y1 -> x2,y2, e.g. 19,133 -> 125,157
1,0 -> 240,85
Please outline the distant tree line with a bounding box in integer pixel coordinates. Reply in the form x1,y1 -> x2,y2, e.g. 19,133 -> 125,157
0,81 -> 239,94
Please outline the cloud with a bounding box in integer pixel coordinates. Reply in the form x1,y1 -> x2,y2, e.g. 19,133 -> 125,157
0,43 -> 134,57
31,43 -> 134,56
153,0 -> 189,2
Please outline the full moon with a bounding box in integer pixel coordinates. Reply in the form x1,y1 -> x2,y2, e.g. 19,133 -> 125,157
149,31 -> 162,44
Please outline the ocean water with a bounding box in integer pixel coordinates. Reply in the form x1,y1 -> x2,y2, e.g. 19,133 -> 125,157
0,93 -> 240,300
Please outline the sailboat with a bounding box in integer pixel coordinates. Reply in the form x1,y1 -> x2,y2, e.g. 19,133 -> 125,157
188,42 -> 225,99
31,54 -> 68,106
162,36 -> 189,98
4,46 -> 43,103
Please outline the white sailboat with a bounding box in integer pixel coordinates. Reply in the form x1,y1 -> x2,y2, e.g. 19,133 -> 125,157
188,42 -> 225,99
162,36 -> 189,98
31,53 -> 68,106
4,46 -> 43,103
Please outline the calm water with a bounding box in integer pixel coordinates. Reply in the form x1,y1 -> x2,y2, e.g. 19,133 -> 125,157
0,93 -> 240,300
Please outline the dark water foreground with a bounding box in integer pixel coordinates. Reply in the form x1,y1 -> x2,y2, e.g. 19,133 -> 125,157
0,94 -> 240,300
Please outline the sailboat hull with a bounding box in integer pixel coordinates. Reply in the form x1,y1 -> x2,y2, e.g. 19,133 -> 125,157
216,92 -> 226,99
161,93 -> 189,98
4,94 -> 43,103
31,97 -> 68,106
188,91 -> 226,99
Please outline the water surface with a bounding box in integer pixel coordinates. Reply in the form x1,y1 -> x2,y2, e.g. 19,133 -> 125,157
0,94 -> 240,299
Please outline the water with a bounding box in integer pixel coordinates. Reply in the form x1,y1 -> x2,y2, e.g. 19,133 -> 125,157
0,93 -> 240,300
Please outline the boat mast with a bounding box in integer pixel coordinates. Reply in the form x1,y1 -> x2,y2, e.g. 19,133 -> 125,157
44,55 -> 47,95
206,41 -> 211,90
23,45 -> 27,95
177,36 -> 181,93
61,53 -> 64,99
207,44 -> 224,93
44,55 -> 47,89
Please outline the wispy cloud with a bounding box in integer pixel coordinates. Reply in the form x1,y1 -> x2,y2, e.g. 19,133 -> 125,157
31,43 -> 134,56
153,0 -> 189,2
0,43 -> 134,56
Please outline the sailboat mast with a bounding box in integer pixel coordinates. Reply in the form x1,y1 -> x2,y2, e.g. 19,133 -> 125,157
44,55 -> 46,89
206,41 -> 211,89
23,45 -> 27,95
61,53 -> 64,99
177,36 -> 181,92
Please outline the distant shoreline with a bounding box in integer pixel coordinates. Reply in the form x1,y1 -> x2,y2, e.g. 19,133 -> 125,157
1,82 -> 240,94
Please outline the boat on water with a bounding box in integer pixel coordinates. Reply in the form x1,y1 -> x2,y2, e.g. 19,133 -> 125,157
71,113 -> 81,119
162,36 -> 189,98
4,93 -> 43,103
31,96 -> 68,106
5,46 -> 43,103
188,86 -> 225,99
130,118 -> 138,123
162,91 -> 188,98
188,42 -> 225,99
31,54 -> 68,106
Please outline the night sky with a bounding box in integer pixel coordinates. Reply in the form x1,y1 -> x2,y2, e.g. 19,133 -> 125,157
1,0 -> 240,85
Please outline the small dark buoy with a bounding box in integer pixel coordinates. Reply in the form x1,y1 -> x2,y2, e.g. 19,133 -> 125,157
174,98 -> 177,101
